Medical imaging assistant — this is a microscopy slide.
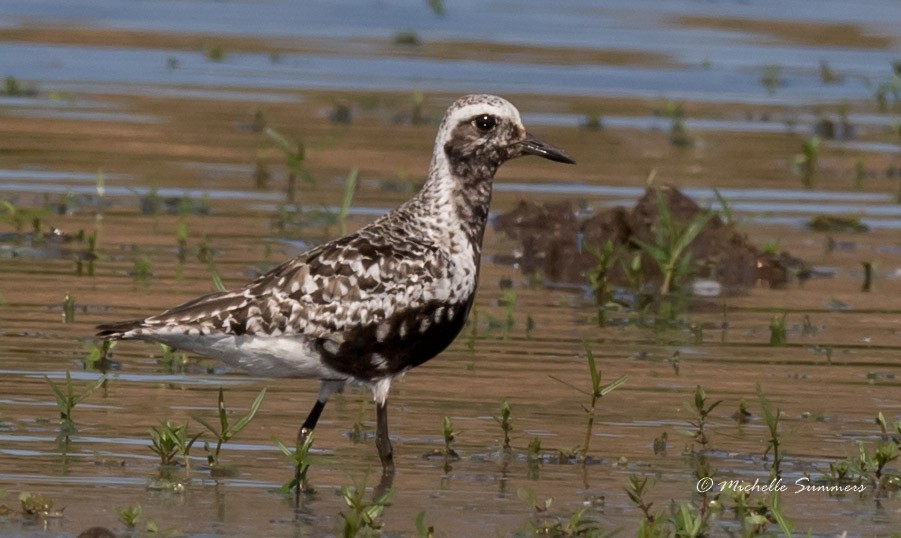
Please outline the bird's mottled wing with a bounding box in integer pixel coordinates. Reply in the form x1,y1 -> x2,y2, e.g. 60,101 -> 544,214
110,231 -> 451,339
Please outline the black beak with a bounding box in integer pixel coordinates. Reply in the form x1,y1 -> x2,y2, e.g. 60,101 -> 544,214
519,132 -> 575,164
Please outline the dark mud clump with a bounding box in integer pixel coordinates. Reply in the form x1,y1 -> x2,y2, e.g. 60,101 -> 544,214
494,185 -> 808,293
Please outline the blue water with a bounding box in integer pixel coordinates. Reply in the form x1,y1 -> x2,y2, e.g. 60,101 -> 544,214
2,0 -> 899,103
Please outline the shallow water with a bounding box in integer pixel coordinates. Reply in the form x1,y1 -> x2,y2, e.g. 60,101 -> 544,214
1,1 -> 901,536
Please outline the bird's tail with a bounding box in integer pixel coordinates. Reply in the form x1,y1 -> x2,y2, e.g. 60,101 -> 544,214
96,319 -> 146,339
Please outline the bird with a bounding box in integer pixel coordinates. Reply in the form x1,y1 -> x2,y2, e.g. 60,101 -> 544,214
96,94 -> 574,475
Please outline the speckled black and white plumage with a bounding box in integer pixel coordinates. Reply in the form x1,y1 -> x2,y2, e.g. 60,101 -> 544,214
97,94 -> 574,472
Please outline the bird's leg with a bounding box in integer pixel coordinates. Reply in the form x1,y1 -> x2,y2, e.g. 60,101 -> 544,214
296,399 -> 325,446
293,380 -> 343,498
372,378 -> 395,479
375,400 -> 394,473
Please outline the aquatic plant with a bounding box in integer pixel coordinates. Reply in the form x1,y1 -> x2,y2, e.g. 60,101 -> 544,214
132,255 -> 152,288
551,343 -> 627,462
274,430 -> 315,494
495,399 -> 513,451
393,31 -> 421,46
0,201 -> 49,237
205,44 -> 225,62
625,475 -> 660,530
793,136 -> 821,188
440,415 -> 459,460
176,218 -> 188,263
760,65 -> 783,94
662,101 -> 693,148
861,261 -> 874,292
62,292 -> 75,323
265,126 -> 315,206
193,387 -> 266,469
414,511 -> 435,538
769,313 -> 787,346
426,0 -> 445,16
338,168 -> 359,236
3,76 -> 37,97
75,228 -> 98,276
756,384 -> 783,480
684,385 -> 722,451
83,339 -> 116,372
819,60 -> 840,84
45,371 -> 106,436
19,492 -> 59,518
586,240 -> 616,322
116,503 -> 142,528
632,189 -> 714,296
339,475 -> 393,537
149,420 -> 202,469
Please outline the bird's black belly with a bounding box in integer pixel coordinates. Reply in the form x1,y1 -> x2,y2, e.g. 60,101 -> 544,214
318,299 -> 472,381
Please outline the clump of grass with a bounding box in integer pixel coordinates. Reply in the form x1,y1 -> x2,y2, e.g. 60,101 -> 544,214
684,385 -> 722,451
820,60 -> 841,84
760,65 -> 783,94
19,492 -> 60,518
337,168 -> 359,236
157,343 -> 192,374
551,343 -> 628,462
769,313 -> 787,346
339,476 -> 393,537
3,75 -> 37,97
116,502 -> 142,528
274,430 -> 315,495
265,126 -> 315,206
756,384 -> 783,480
793,136 -> 822,188
440,416 -> 459,460
633,188 -> 714,296
83,340 -> 116,372
625,474 -> 660,532
586,240 -> 616,325
205,44 -> 225,62
45,371 -> 106,437
193,387 -> 266,470
662,101 -> 693,148
62,292 -> 75,323
149,420 -> 202,469
75,228 -> 98,276
415,511 -> 435,538
581,110 -> 603,131
519,487 -> 605,537
393,31 -> 421,46
495,399 -> 513,451
131,255 -> 152,288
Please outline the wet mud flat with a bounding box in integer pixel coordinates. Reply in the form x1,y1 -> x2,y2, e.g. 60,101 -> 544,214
1,3 -> 901,536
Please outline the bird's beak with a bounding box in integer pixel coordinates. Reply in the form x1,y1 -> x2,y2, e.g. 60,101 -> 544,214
519,132 -> 575,164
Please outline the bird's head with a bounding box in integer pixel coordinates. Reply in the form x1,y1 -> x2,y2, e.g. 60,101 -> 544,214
437,94 -> 575,172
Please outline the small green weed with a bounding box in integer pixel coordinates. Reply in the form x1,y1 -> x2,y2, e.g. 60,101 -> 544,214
632,189 -> 714,296
339,476 -> 393,537
45,371 -> 106,436
551,343 -> 628,462
495,399 -> 513,451
769,313 -> 787,345
274,430 -> 316,494
116,502 -> 142,528
194,387 -> 266,469
150,420 -> 203,469
756,384 -> 783,480
338,168 -> 359,236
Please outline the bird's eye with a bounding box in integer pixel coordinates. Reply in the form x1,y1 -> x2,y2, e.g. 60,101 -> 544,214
473,114 -> 497,132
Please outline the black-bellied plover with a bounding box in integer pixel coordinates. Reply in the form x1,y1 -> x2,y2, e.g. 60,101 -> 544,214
97,94 -> 574,473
